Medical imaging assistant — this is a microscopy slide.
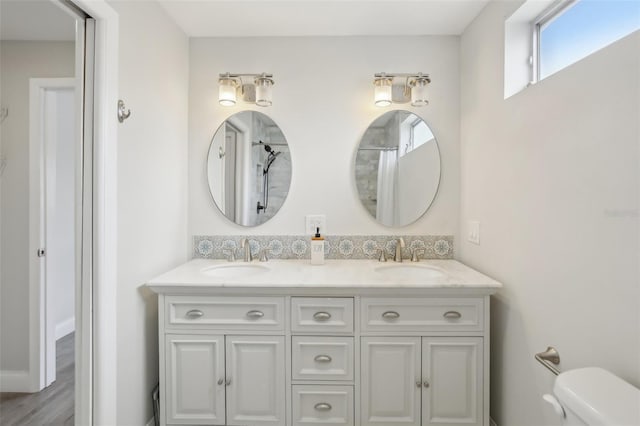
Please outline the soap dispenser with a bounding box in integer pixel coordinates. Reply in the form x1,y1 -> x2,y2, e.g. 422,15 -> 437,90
310,227 -> 325,265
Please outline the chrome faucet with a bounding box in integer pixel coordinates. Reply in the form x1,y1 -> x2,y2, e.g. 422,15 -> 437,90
240,238 -> 252,262
394,237 -> 405,262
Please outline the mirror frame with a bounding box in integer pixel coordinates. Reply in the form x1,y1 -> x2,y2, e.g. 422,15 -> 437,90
206,111 -> 292,227
353,110 -> 441,228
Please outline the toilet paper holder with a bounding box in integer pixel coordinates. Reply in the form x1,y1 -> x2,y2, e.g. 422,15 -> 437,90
535,346 -> 561,376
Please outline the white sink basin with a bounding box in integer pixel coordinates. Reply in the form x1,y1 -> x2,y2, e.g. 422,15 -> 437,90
201,263 -> 270,278
374,264 -> 447,280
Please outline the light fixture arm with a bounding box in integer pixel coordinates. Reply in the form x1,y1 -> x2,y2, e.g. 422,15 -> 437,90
374,72 -> 431,82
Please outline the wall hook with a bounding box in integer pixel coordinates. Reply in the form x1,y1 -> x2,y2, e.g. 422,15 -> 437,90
117,100 -> 131,123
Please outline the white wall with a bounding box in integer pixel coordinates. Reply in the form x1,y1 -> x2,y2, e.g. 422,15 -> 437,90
459,2 -> 640,425
189,36 -> 460,237
107,1 -> 189,424
397,140 -> 440,226
0,41 -> 74,373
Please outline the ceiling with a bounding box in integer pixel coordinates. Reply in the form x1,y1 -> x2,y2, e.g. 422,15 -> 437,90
0,0 -> 489,41
157,0 -> 490,37
1,0 -> 76,41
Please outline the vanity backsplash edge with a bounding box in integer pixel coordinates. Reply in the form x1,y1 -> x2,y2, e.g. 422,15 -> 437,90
193,235 -> 453,260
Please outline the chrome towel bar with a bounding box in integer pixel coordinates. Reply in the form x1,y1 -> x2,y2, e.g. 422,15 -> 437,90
535,346 -> 561,376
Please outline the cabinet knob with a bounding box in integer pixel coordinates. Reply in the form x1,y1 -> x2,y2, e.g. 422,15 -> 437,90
246,310 -> 264,319
423,380 -> 430,388
443,310 -> 462,319
314,402 -> 332,412
382,311 -> 400,320
416,381 -> 422,388
186,309 -> 204,319
313,311 -> 332,321
217,378 -> 224,386
225,378 -> 231,386
314,354 -> 332,363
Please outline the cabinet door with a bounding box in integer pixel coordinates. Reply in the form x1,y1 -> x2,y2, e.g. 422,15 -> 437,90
361,337 -> 421,426
226,335 -> 286,425
422,337 -> 483,426
165,334 -> 225,425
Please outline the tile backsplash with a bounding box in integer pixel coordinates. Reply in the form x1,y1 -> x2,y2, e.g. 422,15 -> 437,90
194,235 -> 453,260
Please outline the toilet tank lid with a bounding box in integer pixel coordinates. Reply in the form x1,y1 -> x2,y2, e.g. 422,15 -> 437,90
553,367 -> 640,426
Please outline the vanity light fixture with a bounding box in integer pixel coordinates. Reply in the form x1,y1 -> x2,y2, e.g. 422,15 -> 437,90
373,72 -> 431,107
374,74 -> 393,107
218,72 -> 275,107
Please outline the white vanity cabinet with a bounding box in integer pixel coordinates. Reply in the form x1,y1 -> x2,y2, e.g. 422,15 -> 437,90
422,337 -> 483,426
165,335 -> 225,425
160,296 -> 287,426
150,260 -> 500,426
164,334 -> 286,426
360,338 -> 483,426
359,298 -> 485,426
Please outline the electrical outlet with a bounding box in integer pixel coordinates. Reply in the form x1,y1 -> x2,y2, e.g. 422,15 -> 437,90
305,215 -> 326,235
468,221 -> 480,245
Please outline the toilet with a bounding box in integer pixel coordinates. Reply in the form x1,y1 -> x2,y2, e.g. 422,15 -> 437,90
545,367 -> 640,425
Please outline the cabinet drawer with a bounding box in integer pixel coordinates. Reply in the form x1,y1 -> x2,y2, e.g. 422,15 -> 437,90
291,298 -> 354,333
292,336 -> 354,381
361,297 -> 483,332
292,385 -> 354,426
166,296 -> 284,331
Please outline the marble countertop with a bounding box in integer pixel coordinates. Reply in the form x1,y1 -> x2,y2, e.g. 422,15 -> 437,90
147,259 -> 502,294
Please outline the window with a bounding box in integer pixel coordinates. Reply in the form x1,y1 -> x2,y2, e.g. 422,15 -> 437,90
535,0 -> 640,80
399,116 -> 435,157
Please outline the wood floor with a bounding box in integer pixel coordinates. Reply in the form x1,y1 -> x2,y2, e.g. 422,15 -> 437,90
0,333 -> 74,426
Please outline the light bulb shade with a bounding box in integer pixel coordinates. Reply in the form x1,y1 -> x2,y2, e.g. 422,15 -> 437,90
374,78 -> 393,107
255,77 -> 274,107
411,78 -> 429,107
218,78 -> 237,106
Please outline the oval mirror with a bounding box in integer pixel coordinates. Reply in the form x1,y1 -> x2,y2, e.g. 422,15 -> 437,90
355,110 -> 440,227
207,111 -> 292,226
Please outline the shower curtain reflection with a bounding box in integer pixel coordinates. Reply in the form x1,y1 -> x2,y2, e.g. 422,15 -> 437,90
376,150 -> 397,225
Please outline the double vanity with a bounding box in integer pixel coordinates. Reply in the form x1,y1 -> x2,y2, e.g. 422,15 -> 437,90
148,258 -> 501,426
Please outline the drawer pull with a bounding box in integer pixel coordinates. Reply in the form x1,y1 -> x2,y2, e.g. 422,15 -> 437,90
382,311 -> 400,320
443,310 -> 462,319
186,309 -> 204,319
314,402 -> 332,412
313,311 -> 332,322
246,310 -> 265,319
314,354 -> 332,363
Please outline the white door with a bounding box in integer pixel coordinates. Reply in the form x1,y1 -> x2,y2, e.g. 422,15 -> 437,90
226,335 -> 286,426
28,78 -> 76,391
165,335 -> 225,425
361,337 -> 421,426
422,337 -> 483,426
43,87 -> 76,377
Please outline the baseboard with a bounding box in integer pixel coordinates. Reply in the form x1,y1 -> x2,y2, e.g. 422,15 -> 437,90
0,370 -> 31,392
490,416 -> 498,426
55,317 -> 75,340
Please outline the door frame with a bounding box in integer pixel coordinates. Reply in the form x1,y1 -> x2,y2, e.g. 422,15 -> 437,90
68,0 -> 119,424
28,77 -> 77,392
44,1 -> 119,424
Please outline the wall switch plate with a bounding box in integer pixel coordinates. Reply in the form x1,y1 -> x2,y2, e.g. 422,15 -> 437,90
468,221 -> 480,245
305,215 -> 326,235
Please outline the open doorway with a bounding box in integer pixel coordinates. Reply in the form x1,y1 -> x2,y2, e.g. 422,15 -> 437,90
0,1 -> 92,424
